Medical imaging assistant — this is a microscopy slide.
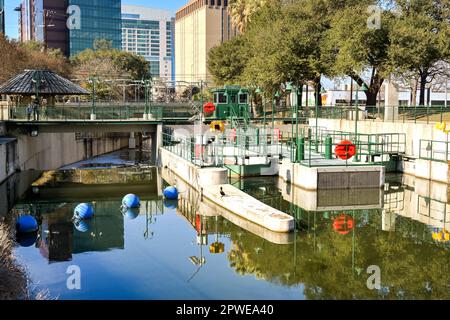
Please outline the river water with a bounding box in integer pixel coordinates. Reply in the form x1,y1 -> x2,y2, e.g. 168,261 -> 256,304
1,150 -> 449,300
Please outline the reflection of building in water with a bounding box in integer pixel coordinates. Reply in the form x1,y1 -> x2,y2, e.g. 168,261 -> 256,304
40,221 -> 73,262
73,201 -> 124,254
18,201 -> 125,263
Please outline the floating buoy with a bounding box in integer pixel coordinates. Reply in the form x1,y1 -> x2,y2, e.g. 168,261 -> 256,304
122,194 -> 140,208
74,203 -> 94,220
123,207 -> 140,220
74,220 -> 90,233
16,215 -> 38,233
163,199 -> 178,209
16,231 -> 38,247
163,186 -> 178,200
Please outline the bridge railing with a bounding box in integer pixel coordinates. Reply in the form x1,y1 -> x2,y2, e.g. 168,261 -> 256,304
6,105 -> 165,121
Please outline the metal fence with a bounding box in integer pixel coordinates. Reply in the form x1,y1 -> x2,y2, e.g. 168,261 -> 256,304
283,127 -> 406,167
5,104 -> 168,122
305,105 -> 450,124
419,139 -> 450,162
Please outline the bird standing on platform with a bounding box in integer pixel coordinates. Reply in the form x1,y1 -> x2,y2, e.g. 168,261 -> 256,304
220,187 -> 226,198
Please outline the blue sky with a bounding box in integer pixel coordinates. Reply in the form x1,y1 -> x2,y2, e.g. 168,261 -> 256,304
4,0 -> 187,39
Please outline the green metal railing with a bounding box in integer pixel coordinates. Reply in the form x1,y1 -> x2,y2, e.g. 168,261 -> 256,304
7,104 -> 165,122
162,132 -> 225,167
309,105 -> 450,124
419,139 -> 450,162
285,127 -> 406,167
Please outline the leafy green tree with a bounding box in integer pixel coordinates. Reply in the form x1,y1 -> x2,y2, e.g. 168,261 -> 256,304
208,35 -> 249,86
324,1 -> 393,106
388,0 -> 450,105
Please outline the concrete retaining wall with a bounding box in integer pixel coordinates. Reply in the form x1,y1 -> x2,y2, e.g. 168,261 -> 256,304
279,158 -> 385,190
15,133 -> 129,172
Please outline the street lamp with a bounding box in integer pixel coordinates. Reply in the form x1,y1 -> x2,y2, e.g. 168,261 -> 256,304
88,76 -> 98,120
255,87 -> 266,131
142,78 -> 152,120
273,90 -> 281,131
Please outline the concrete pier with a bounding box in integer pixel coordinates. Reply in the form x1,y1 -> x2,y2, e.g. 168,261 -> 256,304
161,169 -> 293,243
279,158 -> 385,190
160,148 -> 294,232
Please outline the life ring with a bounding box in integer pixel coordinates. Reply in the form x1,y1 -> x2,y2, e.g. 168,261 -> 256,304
333,214 -> 355,235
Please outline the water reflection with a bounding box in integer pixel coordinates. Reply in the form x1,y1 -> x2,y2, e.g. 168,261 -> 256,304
11,168 -> 161,264
6,168 -> 450,299
233,175 -> 450,299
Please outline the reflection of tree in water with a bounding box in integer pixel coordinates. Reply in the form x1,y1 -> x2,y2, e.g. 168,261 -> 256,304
226,211 -> 450,299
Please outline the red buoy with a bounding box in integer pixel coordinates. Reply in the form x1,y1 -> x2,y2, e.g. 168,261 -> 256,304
335,140 -> 356,160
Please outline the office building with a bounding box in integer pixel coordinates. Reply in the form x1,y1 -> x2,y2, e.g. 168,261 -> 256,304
69,0 -> 122,56
18,0 -> 121,57
0,0 -> 5,34
175,0 -> 237,84
121,5 -> 175,81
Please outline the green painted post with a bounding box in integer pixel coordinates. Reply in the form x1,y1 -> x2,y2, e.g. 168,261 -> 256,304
325,135 -> 332,159
298,137 -> 305,161
315,85 -> 319,153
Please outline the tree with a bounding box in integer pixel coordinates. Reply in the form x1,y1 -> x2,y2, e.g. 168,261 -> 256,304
70,41 -> 151,100
228,0 -> 271,33
0,35 -> 71,83
324,1 -> 393,106
388,0 -> 450,105
208,35 -> 249,86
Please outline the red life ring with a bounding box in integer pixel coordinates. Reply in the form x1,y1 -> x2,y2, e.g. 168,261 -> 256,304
203,102 -> 216,114
335,140 -> 356,160
333,214 -> 355,235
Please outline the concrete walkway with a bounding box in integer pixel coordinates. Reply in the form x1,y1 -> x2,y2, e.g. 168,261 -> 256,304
203,184 -> 294,233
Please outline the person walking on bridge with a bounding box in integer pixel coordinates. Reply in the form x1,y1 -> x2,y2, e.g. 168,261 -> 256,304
32,99 -> 40,121
26,102 -> 33,121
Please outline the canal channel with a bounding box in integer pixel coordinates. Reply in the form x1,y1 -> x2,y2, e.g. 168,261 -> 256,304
1,149 -> 449,300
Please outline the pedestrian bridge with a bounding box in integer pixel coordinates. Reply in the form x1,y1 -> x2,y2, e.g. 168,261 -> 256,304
0,103 -> 200,132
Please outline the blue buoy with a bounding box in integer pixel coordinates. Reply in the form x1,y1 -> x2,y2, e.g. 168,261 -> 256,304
122,194 -> 140,208
163,186 -> 178,200
163,199 -> 178,209
16,215 -> 38,233
123,207 -> 140,220
16,231 -> 38,247
74,220 -> 90,233
74,203 -> 94,220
